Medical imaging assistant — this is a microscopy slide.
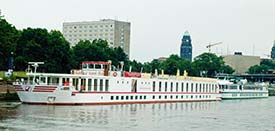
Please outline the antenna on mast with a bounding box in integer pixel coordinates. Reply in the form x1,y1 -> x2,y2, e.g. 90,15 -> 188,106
252,44 -> 255,56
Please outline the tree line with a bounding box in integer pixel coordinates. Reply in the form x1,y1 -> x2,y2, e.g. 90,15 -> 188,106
0,18 -> 234,77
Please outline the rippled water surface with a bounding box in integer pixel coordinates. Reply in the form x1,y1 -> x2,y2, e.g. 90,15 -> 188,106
1,97 -> 275,131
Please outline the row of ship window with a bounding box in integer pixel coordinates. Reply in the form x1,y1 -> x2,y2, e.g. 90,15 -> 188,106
71,78 -> 110,92
110,95 -> 212,100
239,93 -> 265,96
151,81 -> 217,93
62,77 -> 217,93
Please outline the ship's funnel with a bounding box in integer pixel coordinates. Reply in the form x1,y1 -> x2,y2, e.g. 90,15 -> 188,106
154,69 -> 158,76
184,70 -> 188,77
176,69 -> 180,76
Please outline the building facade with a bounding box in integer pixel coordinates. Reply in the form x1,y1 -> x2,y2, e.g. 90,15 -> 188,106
223,52 -> 261,74
180,31 -> 192,61
63,19 -> 131,56
271,40 -> 275,60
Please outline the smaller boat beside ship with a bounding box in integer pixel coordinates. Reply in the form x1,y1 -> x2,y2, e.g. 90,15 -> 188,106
217,75 -> 268,99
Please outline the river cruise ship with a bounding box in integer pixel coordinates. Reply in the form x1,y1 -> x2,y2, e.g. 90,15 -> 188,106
13,61 -> 221,105
218,76 -> 268,99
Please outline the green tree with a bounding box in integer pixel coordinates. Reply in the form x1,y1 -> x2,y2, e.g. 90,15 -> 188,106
15,28 -> 72,73
192,53 -> 231,77
247,59 -> 275,74
219,65 -> 235,74
72,39 -> 129,69
0,18 -> 19,70
159,54 -> 191,75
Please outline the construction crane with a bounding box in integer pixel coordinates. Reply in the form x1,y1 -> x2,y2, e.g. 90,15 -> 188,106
206,42 -> 222,53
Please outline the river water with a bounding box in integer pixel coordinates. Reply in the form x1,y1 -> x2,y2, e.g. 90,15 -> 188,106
0,97 -> 275,131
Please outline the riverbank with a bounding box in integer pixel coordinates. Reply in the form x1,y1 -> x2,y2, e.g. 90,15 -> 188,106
268,88 -> 275,96
0,84 -> 19,101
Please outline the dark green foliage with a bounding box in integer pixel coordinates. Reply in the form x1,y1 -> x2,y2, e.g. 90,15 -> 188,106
159,54 -> 191,75
247,59 -> 275,74
191,53 -> 234,77
71,39 -> 129,69
0,19 -> 19,70
15,28 -> 72,73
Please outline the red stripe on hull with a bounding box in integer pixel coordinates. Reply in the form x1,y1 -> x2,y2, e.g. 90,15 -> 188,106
72,92 -> 220,95
22,99 -> 221,105
15,89 -> 24,91
35,86 -> 57,88
32,90 -> 54,92
34,87 -> 57,89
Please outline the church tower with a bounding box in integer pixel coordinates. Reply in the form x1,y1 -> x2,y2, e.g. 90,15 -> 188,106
180,31 -> 192,61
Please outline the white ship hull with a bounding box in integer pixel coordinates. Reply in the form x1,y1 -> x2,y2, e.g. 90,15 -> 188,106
220,90 -> 268,99
16,90 -> 221,105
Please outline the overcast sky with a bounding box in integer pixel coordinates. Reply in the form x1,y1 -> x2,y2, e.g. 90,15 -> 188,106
1,0 -> 275,62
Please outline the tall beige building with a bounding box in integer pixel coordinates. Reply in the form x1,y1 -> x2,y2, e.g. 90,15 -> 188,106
223,52 -> 260,74
62,19 -> 131,56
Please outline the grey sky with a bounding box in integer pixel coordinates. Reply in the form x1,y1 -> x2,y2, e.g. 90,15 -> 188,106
1,0 -> 275,62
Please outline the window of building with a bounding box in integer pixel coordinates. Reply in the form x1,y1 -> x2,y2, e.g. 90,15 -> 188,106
126,96 -> 129,100
88,79 -> 92,91
152,81 -> 156,92
130,96 -> 134,100
105,79 -> 109,91
165,82 -> 167,92
170,82 -> 173,92
135,96 -> 138,100
121,96 -> 124,100
159,81 -> 162,92
152,95 -> 155,99
140,96 -> 142,99
111,96 -> 114,100
99,79 -> 103,92
94,79 -> 97,91
159,95 -> 161,99
116,96 -> 119,100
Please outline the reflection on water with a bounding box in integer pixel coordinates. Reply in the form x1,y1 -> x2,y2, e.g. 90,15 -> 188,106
0,99 -> 275,131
